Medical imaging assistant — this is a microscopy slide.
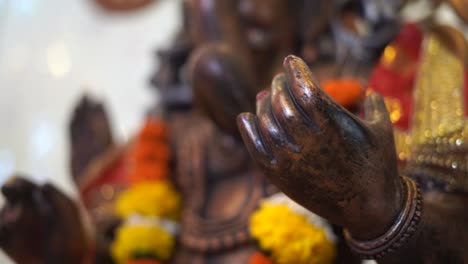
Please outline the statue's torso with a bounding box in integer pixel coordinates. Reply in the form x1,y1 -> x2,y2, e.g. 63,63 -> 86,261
170,114 -> 273,263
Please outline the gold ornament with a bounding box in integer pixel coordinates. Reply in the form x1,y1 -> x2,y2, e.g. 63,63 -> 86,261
394,29 -> 468,191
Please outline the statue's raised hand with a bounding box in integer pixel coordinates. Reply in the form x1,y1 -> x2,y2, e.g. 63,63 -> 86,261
0,176 -> 91,264
238,55 -> 404,239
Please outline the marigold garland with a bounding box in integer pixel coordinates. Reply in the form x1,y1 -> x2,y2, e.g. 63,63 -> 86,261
250,200 -> 336,264
138,119 -> 168,140
127,119 -> 171,183
128,163 -> 169,184
115,180 -> 181,220
111,224 -> 175,264
249,252 -> 275,264
322,78 -> 363,108
130,141 -> 171,164
111,118 -> 180,264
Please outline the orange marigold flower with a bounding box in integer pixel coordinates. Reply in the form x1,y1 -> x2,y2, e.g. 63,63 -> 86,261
249,252 -> 275,264
139,119 -> 168,140
128,162 -> 169,184
130,141 -> 171,163
321,78 -> 363,108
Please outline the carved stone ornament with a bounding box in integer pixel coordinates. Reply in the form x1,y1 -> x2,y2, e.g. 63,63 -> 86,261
344,176 -> 422,259
93,0 -> 155,12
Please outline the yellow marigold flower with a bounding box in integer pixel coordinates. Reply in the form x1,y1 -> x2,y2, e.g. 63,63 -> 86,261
111,224 -> 175,263
115,181 -> 181,220
250,203 -> 335,264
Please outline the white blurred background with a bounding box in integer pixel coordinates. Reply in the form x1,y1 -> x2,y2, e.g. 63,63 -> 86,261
0,0 -> 181,192
0,0 -> 181,261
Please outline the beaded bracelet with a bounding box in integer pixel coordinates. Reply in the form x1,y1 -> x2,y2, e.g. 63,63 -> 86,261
344,176 -> 422,259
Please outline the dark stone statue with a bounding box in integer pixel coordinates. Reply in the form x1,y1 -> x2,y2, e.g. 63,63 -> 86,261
235,2 -> 468,263
151,0 -> 404,263
238,55 -> 406,243
0,177 -> 92,264
0,1 -> 444,263
69,95 -> 114,184
69,95 -> 123,264
238,50 -> 468,263
169,45 -> 274,263
152,0 -> 301,111
0,95 -> 120,264
151,0 -> 404,123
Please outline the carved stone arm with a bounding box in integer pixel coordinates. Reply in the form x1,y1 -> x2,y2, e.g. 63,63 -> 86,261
377,191 -> 468,264
236,55 -> 467,262
238,55 -> 404,240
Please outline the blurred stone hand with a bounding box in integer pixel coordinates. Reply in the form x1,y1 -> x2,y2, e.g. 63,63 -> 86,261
0,176 -> 91,264
237,55 -> 404,239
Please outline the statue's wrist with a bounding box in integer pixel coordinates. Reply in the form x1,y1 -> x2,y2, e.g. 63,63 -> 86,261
344,174 -> 405,240
344,176 -> 423,259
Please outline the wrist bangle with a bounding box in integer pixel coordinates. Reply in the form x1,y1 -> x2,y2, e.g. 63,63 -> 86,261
344,176 -> 422,259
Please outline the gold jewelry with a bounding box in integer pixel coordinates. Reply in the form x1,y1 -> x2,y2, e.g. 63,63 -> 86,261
393,29 -> 468,192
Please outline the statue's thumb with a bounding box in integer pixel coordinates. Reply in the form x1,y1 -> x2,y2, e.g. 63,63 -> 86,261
363,93 -> 391,127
